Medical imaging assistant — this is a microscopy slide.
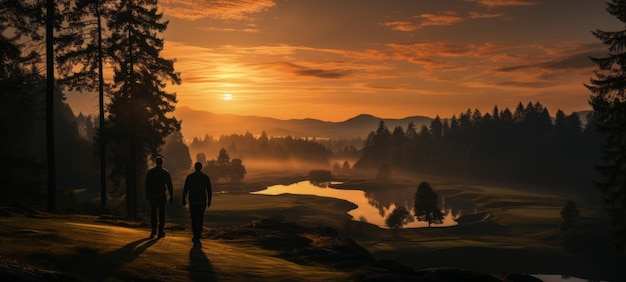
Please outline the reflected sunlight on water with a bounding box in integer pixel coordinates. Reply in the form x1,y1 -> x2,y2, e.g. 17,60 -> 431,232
251,181 -> 458,229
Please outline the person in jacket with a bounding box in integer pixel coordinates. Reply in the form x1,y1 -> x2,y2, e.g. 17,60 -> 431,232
145,156 -> 174,238
182,162 -> 213,243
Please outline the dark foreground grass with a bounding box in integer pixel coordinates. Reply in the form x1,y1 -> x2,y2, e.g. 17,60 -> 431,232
0,214 -> 352,281
333,176 -> 626,281
4,170 -> 625,281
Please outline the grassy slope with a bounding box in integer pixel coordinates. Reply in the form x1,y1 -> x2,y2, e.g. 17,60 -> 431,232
4,170 -> 624,281
334,177 -> 624,280
0,215 -> 351,281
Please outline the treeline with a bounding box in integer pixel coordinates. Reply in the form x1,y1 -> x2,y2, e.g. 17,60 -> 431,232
2,87 -> 99,208
2,1 -> 181,216
189,131 -> 332,166
354,102 -> 602,189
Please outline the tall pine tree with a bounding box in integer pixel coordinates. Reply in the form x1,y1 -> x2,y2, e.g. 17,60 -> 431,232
56,0 -> 114,207
586,0 -> 626,252
107,0 -> 180,217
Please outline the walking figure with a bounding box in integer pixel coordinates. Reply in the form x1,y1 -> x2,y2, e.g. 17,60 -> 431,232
145,156 -> 174,238
183,162 -> 213,243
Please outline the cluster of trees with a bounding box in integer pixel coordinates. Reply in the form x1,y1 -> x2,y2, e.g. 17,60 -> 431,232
197,148 -> 246,183
385,182 -> 444,229
1,1 -> 180,217
189,132 -> 332,167
354,102 -> 602,189
160,131 -> 193,177
332,161 -> 353,175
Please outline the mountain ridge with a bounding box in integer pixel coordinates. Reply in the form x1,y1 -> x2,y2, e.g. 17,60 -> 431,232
175,106 -> 432,140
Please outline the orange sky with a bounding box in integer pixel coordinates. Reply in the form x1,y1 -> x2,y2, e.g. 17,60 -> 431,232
66,0 -> 622,122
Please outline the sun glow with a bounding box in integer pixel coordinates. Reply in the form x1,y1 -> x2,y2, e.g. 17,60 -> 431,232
223,93 -> 233,100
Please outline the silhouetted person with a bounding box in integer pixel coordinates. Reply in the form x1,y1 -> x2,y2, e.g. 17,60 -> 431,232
182,162 -> 213,243
145,156 -> 174,238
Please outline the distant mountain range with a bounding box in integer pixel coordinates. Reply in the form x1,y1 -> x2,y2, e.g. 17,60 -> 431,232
176,106 -> 432,140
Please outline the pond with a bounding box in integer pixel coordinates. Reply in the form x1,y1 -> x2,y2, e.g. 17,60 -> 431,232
251,180 -> 471,229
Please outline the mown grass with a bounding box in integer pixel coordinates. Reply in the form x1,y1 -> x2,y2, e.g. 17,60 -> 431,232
329,175 -> 623,280
5,168 -> 623,281
0,215 -> 351,281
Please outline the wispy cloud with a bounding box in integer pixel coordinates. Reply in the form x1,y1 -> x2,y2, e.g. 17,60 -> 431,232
199,26 -> 260,33
160,0 -> 276,20
382,10 -> 508,32
494,43 -> 602,73
383,11 -> 464,31
469,12 -> 504,19
248,62 -> 353,79
466,0 -> 537,7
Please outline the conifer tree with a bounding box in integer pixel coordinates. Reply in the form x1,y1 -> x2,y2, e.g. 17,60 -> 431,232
413,182 -> 444,227
1,1 -> 45,203
56,0 -> 114,207
106,0 -> 180,217
586,0 -> 626,252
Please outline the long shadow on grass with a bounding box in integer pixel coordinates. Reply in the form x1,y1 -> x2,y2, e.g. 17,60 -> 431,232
53,237 -> 160,280
98,237 -> 160,280
188,243 -> 215,282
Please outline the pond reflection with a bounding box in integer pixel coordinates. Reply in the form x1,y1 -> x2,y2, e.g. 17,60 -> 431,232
251,181 -> 472,229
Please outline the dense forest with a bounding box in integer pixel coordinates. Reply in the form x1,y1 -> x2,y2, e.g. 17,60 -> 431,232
1,1 -> 180,217
354,102 -> 603,191
188,131 -> 333,168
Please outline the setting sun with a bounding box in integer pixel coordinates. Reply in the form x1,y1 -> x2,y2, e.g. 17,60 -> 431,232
223,93 -> 233,101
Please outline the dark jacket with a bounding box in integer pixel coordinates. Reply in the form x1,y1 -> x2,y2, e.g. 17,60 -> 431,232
145,166 -> 173,199
183,171 -> 212,206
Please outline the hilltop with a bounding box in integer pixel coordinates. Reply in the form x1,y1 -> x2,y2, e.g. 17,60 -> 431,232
175,106 -> 431,140
0,208 -> 531,282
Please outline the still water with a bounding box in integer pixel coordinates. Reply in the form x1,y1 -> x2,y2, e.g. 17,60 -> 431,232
251,180 -> 461,229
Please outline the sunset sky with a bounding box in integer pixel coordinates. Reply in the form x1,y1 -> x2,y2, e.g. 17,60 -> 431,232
67,0 -> 622,122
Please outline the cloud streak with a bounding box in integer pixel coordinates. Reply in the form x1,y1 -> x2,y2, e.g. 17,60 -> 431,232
382,9 -> 509,32
466,0 -> 537,7
160,0 -> 276,20
383,11 -> 464,31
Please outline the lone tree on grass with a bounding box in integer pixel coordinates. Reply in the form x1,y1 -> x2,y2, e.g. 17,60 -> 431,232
414,182 -> 444,227
586,0 -> 626,252
385,207 -> 414,229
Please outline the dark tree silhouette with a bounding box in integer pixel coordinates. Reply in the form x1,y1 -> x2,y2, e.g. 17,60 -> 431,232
342,160 -> 352,172
586,0 -> 626,252
106,0 -> 180,217
189,132 -> 331,167
56,0 -> 114,207
385,207 -> 414,229
216,147 -> 230,166
560,200 -> 579,232
230,158 -> 246,183
355,120 -> 391,169
309,170 -> 332,186
0,1 -> 45,206
414,182 -> 444,227
353,100 -> 600,190
45,0 -> 57,212
204,148 -> 246,183
161,131 -> 192,176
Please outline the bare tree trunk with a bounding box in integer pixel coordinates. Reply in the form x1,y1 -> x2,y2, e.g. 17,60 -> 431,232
96,0 -> 107,208
127,3 -> 137,218
46,0 -> 56,213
